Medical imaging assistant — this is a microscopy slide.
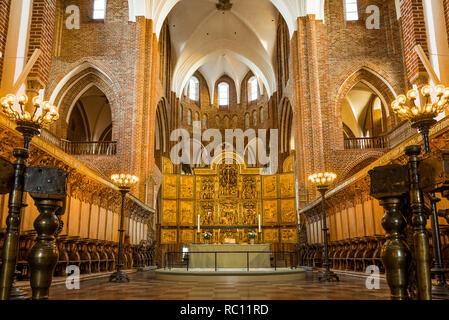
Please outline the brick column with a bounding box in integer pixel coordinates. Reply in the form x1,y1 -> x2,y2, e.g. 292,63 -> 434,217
133,17 -> 160,202
399,0 -> 430,85
294,15 -> 326,201
26,0 -> 57,95
0,0 -> 11,84
445,0 -> 449,45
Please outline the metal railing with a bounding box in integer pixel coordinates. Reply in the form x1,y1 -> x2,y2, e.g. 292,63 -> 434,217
344,136 -> 388,150
164,251 -> 298,271
61,139 -> 117,155
38,129 -> 117,156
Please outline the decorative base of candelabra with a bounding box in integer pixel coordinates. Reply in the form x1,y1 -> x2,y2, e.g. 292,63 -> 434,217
9,285 -> 25,300
318,269 -> 339,282
109,270 -> 130,283
432,284 -> 449,299
8,271 -> 25,300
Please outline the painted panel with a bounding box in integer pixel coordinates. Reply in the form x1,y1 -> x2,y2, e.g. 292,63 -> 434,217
162,200 -> 177,226
181,229 -> 195,243
180,175 -> 194,199
263,228 -> 279,243
180,200 -> 194,226
161,229 -> 178,244
163,175 -> 178,199
262,175 -> 277,198
279,173 -> 295,198
280,198 -> 296,224
281,228 -> 297,243
263,200 -> 278,225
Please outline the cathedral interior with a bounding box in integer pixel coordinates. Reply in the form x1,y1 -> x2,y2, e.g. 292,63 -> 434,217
1,0 -> 449,306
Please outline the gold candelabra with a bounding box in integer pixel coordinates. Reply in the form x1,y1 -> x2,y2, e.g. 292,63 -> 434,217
308,171 -> 338,282
109,173 -> 139,283
0,93 -> 59,299
392,84 -> 449,298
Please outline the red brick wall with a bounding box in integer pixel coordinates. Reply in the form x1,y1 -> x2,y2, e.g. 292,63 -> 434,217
0,0 -> 11,84
27,0 -> 57,86
399,0 -> 429,84
45,0 -> 137,179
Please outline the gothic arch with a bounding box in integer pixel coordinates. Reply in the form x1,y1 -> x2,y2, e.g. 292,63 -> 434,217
334,67 -> 399,147
335,67 -> 398,121
279,98 -> 294,154
49,63 -> 121,142
155,99 -> 169,155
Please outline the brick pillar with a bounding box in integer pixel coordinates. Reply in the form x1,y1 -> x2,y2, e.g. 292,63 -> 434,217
399,0 -> 430,85
445,0 -> 449,45
26,0 -> 56,93
0,0 -> 11,85
133,17 -> 159,202
294,15 -> 326,202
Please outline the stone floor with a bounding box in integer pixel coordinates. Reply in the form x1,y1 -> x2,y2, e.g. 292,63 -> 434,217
22,270 -> 391,300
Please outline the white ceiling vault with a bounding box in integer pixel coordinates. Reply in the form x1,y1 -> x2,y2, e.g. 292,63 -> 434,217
128,0 -> 325,99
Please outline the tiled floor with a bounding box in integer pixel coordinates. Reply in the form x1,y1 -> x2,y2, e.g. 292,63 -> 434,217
22,270 -> 391,300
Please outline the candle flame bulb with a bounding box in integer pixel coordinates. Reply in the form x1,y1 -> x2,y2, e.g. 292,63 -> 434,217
407,89 -> 418,100
421,85 -> 431,96
32,96 -> 41,106
18,94 -> 28,104
435,85 -> 445,97
397,95 -> 406,104
6,94 -> 16,104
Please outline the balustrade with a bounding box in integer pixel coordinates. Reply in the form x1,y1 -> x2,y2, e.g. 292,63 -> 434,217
61,140 -> 117,156
344,136 -> 388,150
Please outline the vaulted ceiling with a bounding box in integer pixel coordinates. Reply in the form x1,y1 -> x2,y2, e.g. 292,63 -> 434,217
168,0 -> 278,101
128,0 -> 326,99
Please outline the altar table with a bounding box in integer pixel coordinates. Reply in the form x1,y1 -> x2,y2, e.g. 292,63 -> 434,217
187,244 -> 271,269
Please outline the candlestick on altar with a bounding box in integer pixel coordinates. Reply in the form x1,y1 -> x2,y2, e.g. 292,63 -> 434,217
197,214 -> 200,233
258,214 -> 261,233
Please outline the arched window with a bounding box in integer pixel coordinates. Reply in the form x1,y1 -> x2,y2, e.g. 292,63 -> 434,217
259,107 -> 264,123
248,77 -> 258,102
344,0 -> 358,21
218,82 -> 229,107
253,110 -> 258,126
180,105 -> 184,121
187,109 -> 192,125
202,114 -> 208,128
189,77 -> 199,101
245,113 -> 250,128
93,0 -> 106,20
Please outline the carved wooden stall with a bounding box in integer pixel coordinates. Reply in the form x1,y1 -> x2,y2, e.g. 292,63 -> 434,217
159,153 -> 299,265
0,119 -> 156,278
299,117 -> 449,274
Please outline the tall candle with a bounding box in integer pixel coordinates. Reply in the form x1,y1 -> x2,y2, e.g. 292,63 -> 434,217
258,214 -> 261,233
197,214 -> 200,233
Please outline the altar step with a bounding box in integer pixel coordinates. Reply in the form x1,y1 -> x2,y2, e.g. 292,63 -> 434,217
301,266 -> 387,281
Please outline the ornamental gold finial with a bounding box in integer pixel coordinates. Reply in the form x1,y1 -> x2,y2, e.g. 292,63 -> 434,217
391,84 -> 449,125
308,172 -> 337,189
111,174 -> 139,190
0,93 -> 59,128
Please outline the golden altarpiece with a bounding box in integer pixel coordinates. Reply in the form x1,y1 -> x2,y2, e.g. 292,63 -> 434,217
159,153 -> 298,254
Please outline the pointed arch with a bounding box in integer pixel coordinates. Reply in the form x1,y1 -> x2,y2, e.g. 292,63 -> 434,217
49,62 -> 121,142
335,67 -> 399,139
